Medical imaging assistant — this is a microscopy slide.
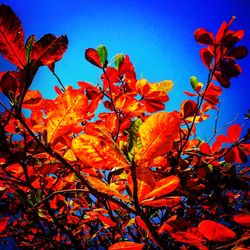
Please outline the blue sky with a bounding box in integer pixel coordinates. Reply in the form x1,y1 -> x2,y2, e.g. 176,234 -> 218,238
0,0 -> 250,139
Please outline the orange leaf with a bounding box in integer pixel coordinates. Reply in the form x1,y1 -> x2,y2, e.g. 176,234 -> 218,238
22,90 -> 43,109
198,220 -> 236,242
143,175 -> 180,199
86,175 -> 130,203
46,86 -> 88,143
135,112 -> 181,165
0,4 -> 26,68
71,133 -> 129,170
0,216 -> 9,233
109,241 -> 144,250
140,196 -> 181,207
233,214 -> 250,227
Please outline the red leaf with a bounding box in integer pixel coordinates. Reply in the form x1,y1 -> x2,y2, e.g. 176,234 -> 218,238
140,196 -> 181,207
233,214 -> 250,227
198,220 -> 236,242
0,4 -> 26,68
200,47 -> 213,69
213,70 -> 230,88
227,46 -> 248,59
200,143 -> 211,155
85,48 -> 102,68
31,34 -> 68,66
215,21 -> 227,43
0,72 -> 18,98
109,241 -> 144,250
0,216 -> 9,233
180,100 -> 197,118
194,28 -> 214,45
227,124 -> 241,142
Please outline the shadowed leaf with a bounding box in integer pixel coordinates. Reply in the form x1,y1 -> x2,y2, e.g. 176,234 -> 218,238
0,4 -> 26,68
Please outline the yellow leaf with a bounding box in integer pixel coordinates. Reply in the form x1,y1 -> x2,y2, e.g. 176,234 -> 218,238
86,175 -> 131,203
72,133 -> 129,170
135,112 -> 181,165
150,80 -> 174,93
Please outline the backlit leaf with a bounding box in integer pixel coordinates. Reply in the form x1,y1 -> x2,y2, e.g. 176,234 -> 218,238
198,220 -> 236,242
0,4 -> 26,68
25,34 -> 35,64
143,175 -> 180,199
46,86 -> 88,143
97,44 -> 108,67
115,53 -> 124,70
71,133 -> 129,170
233,214 -> 250,227
85,48 -> 102,68
31,34 -> 68,66
128,118 -> 143,161
135,112 -> 181,165
86,175 -> 130,202
109,241 -> 144,250
140,196 -> 181,207
0,216 -> 9,233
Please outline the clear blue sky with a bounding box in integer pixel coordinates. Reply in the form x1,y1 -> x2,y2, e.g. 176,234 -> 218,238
1,0 -> 250,139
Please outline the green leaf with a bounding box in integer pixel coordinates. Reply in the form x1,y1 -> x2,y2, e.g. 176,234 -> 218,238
25,34 -> 35,64
114,53 -> 124,70
97,44 -> 108,68
128,118 -> 143,161
190,76 -> 198,90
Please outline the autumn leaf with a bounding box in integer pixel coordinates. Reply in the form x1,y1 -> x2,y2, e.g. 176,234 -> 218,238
134,112 -> 181,165
109,241 -> 144,250
45,86 -> 88,144
0,4 -> 26,68
71,132 -> 129,170
143,175 -> 180,199
86,175 -> 130,203
31,34 -> 68,67
198,220 -> 236,242
85,48 -> 102,68
0,216 -> 9,233
140,196 -> 181,207
233,214 -> 250,227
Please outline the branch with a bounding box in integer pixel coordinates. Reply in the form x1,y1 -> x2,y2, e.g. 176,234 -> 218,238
32,188 -> 89,208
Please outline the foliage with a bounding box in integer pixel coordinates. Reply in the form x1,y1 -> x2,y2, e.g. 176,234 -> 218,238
0,4 -> 249,250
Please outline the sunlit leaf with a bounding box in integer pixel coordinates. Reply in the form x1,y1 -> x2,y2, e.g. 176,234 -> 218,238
127,118 -> 143,161
71,133 -> 129,170
135,112 -> 181,165
46,86 -> 88,143
25,34 -> 36,64
114,53 -> 124,70
0,4 -> 26,68
143,175 -> 180,199
140,196 -> 181,207
97,44 -> 108,67
198,220 -> 236,242
109,241 -> 144,250
86,175 -> 130,202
